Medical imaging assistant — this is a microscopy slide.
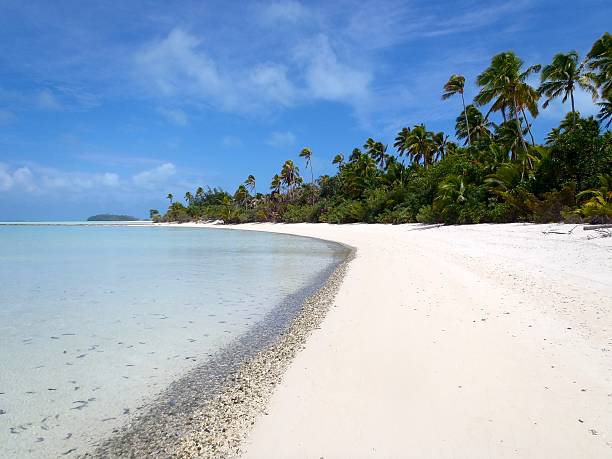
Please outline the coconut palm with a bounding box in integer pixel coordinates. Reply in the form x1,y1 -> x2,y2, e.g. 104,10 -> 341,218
587,32 -> 612,99
332,153 -> 344,169
475,52 -> 541,155
348,148 -> 362,162
442,74 -> 471,145
455,105 -> 494,145
166,193 -> 173,204
404,125 -> 436,169
431,132 -> 449,161
597,97 -> 612,128
244,175 -> 256,194
280,160 -> 301,199
299,148 -> 314,185
184,191 -> 193,205
393,127 -> 411,157
234,184 -> 249,207
539,51 -> 598,126
270,174 -> 281,194
364,138 -> 388,169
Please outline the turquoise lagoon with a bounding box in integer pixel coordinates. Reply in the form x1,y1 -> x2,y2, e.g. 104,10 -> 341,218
0,223 -> 346,458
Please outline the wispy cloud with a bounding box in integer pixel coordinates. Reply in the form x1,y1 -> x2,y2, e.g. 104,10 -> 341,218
132,162 -> 176,189
36,89 -> 63,110
158,107 -> 189,126
257,0 -> 310,25
266,130 -> 297,149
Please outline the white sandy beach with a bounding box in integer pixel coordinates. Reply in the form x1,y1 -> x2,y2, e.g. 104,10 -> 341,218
181,222 -> 612,458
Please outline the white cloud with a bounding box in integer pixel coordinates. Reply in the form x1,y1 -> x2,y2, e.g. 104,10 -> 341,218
0,163 -> 120,194
250,63 -> 296,107
101,172 -> 120,187
13,167 -> 37,192
295,34 -> 371,103
0,164 -> 13,190
158,107 -> 189,126
135,28 -> 300,114
132,162 -> 176,188
266,130 -> 296,149
36,89 -> 62,110
258,0 -> 309,25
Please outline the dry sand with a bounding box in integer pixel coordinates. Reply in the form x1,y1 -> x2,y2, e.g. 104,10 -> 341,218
185,222 -> 612,458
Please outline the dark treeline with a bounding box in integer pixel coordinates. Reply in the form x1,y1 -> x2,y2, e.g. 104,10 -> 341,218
155,33 -> 612,225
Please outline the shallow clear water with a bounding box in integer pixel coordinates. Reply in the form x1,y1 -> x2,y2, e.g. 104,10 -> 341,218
0,224 -> 345,458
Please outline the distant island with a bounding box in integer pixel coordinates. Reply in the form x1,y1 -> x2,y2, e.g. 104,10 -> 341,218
87,214 -> 139,221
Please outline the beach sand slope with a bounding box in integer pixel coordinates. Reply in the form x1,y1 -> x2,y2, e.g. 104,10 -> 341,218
193,222 -> 612,458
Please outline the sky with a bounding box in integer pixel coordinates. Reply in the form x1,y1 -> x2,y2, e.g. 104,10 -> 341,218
0,0 -> 610,220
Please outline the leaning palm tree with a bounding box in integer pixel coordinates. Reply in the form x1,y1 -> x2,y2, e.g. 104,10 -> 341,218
299,148 -> 314,185
597,97 -> 612,128
270,174 -> 281,194
332,153 -> 344,169
244,175 -> 256,194
539,51 -> 598,126
166,193 -> 173,204
587,32 -> 612,99
364,138 -> 388,169
442,74 -> 471,145
475,52 -> 541,156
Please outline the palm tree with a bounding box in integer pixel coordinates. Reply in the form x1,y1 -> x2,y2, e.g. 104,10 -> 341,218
270,174 -> 281,194
475,52 -> 541,156
455,105 -> 493,145
332,153 -> 344,169
166,193 -> 173,204
587,32 -> 612,99
431,132 -> 449,161
234,184 -> 249,207
280,160 -> 301,199
393,127 -> 411,157
195,186 -> 204,202
244,175 -> 256,194
442,74 -> 471,145
184,191 -> 193,205
364,138 -> 388,169
404,125 -> 436,169
539,51 -> 598,126
299,148 -> 314,185
597,97 -> 612,128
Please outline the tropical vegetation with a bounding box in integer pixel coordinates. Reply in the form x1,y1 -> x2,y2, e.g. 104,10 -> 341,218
157,33 -> 612,226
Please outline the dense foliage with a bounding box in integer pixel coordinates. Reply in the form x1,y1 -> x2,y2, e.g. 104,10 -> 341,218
87,214 -> 139,221
159,34 -> 612,225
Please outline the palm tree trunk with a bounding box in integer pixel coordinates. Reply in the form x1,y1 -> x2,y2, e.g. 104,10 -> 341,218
461,92 -> 471,146
521,108 -> 536,146
512,97 -> 528,161
570,91 -> 576,126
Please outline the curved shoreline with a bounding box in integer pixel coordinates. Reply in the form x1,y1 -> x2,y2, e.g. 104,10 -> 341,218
84,229 -> 354,458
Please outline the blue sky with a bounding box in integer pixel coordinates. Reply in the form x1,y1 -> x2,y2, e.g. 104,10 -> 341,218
0,0 -> 609,220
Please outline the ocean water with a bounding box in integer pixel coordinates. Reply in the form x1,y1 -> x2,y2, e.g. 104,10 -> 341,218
0,224 -> 346,458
